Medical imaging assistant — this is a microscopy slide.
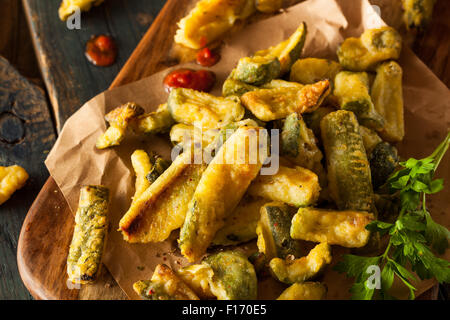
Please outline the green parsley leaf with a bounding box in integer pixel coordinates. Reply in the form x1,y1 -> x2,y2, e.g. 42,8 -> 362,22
350,282 -> 375,300
335,132 -> 450,300
334,255 -> 381,281
366,220 -> 393,235
424,211 -> 450,254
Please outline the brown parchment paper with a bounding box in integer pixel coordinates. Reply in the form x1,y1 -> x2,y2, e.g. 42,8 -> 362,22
45,0 -> 450,300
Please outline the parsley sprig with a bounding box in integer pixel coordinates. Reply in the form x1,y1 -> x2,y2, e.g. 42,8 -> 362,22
335,132 -> 450,300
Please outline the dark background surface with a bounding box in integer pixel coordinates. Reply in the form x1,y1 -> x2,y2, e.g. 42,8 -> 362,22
0,0 -> 166,300
0,0 -> 448,299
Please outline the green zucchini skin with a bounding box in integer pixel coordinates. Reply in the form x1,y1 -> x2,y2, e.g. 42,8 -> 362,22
303,106 -> 335,140
222,70 -> 259,97
167,88 -> 245,129
204,251 -> 258,300
133,103 -> 174,135
257,202 -> 302,260
281,113 -> 302,158
281,113 -> 323,170
67,185 -> 109,284
337,27 -> 402,71
334,71 -> 385,130
255,22 -> 307,74
371,61 -> 404,143
369,142 -> 399,190
234,56 -> 281,86
320,110 -> 374,213
282,22 -> 307,74
248,252 -> 269,276
146,154 -> 171,184
359,125 -> 382,155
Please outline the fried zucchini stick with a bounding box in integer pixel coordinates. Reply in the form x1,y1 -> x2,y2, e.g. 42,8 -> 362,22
67,185 -> 109,284
291,208 -> 374,248
179,126 -> 268,262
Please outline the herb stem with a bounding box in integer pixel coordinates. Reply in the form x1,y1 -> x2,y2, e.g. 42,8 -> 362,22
429,132 -> 450,170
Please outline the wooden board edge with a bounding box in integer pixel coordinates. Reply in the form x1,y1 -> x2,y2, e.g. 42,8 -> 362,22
17,177 -> 79,300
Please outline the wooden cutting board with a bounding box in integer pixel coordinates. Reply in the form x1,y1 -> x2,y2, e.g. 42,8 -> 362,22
17,0 -> 449,300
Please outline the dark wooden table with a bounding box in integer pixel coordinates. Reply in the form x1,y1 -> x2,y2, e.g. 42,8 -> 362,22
0,0 -> 448,300
0,0 -> 166,300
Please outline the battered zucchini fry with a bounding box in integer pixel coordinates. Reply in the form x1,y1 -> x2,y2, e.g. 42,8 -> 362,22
248,165 -> 320,207
290,58 -> 342,105
222,72 -> 259,97
67,185 -> 109,284
402,0 -> 436,30
232,22 -> 307,85
204,251 -> 257,300
179,126 -> 268,262
146,154 -> 171,184
59,0 -> 104,21
241,80 -> 331,121
261,79 -> 305,89
234,56 -> 281,86
290,58 -> 342,86
256,202 -> 302,260
255,22 -> 307,74
179,251 -> 258,300
167,88 -> 245,129
371,61 -> 404,142
277,282 -> 327,300
174,0 -> 255,49
269,242 -> 332,284
226,78 -> 304,99
280,113 -> 323,170
213,196 -> 268,246
170,119 -> 259,153
177,264 -> 216,299
132,104 -> 174,135
337,27 -> 402,71
0,165 -> 29,205
290,208 -> 374,248
96,102 -> 144,149
255,0 -> 283,13
130,150 -> 152,205
205,119 -> 261,154
334,71 -> 384,130
170,124 -> 220,150
119,152 -> 207,243
369,142 -> 399,190
320,110 -> 374,212
359,125 -> 382,155
303,106 -> 335,139
133,264 -> 199,300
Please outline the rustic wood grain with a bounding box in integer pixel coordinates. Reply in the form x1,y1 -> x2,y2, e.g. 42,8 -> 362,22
17,0 -> 448,300
412,0 -> 450,86
22,0 -> 165,132
0,56 -> 56,300
17,178 -> 127,300
0,0 -> 41,80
